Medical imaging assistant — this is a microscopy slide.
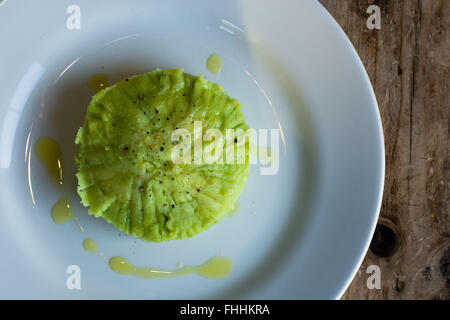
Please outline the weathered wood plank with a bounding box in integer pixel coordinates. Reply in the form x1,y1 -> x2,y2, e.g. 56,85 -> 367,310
319,0 -> 449,299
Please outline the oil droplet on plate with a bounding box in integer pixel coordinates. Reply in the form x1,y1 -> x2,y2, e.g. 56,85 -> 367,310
228,201 -> 240,216
109,256 -> 233,279
35,137 -> 63,184
206,53 -> 223,74
35,137 -> 81,228
90,74 -> 109,91
51,196 -> 74,224
83,238 -> 99,254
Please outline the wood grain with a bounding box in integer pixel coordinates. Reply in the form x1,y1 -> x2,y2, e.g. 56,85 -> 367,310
318,0 -> 449,299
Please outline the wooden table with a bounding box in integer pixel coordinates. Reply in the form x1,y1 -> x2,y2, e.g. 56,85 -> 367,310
318,0 -> 449,299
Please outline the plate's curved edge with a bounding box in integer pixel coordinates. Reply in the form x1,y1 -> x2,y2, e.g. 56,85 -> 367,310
313,0 -> 386,300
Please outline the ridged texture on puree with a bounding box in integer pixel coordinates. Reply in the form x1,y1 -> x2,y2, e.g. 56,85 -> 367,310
75,69 -> 249,241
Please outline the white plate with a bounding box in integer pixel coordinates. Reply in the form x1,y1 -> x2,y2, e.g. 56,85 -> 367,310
0,0 -> 384,299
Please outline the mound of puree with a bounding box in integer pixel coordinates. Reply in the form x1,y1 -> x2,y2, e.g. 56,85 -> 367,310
75,69 -> 250,241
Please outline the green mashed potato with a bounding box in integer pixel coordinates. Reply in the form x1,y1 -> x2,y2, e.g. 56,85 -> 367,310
75,69 -> 249,241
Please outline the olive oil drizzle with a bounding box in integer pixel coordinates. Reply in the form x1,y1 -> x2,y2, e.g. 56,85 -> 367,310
109,255 -> 233,279
206,54 -> 223,74
83,238 -> 99,254
35,137 -> 63,185
35,137 -> 82,229
90,74 -> 109,91
51,196 -> 74,224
